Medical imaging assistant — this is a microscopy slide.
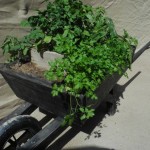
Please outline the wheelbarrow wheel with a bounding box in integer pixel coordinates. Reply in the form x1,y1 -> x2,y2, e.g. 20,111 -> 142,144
0,115 -> 41,150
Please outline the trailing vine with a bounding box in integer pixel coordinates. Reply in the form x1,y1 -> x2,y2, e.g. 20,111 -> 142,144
1,0 -> 138,125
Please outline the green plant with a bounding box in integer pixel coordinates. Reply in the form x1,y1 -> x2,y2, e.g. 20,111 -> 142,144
1,0 -> 138,126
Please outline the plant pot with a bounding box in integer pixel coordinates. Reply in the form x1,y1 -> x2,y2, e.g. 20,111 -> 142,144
31,49 -> 63,70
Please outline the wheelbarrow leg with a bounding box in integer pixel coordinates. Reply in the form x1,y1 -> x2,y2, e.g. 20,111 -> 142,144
106,89 -> 117,116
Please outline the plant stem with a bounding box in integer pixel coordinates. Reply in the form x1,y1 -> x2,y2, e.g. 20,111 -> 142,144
69,95 -> 72,114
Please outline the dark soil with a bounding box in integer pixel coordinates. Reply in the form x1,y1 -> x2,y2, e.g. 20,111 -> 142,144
11,62 -> 46,79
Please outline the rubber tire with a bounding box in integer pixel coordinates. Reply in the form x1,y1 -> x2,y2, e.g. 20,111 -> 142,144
0,115 -> 41,149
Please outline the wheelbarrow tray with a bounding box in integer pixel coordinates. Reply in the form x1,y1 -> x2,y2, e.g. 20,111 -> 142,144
5,42 -> 150,119
0,63 -> 122,117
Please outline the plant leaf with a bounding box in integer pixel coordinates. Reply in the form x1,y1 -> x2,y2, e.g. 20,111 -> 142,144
23,48 -> 29,55
20,20 -> 30,27
80,114 -> 86,120
44,36 -> 52,43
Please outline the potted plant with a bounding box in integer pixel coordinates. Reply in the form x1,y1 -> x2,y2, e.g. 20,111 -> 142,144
1,0 -> 138,126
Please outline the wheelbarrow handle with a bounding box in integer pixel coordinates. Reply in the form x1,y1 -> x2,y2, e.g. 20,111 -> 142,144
133,41 -> 150,62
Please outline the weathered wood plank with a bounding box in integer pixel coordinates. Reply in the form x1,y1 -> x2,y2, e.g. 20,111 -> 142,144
39,114 -> 54,127
19,117 -> 67,150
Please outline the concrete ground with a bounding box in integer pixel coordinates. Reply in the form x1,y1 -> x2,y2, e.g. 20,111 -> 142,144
0,44 -> 150,150
43,46 -> 150,150
1,46 -> 149,150
62,48 -> 150,150
0,1 -> 150,149
25,45 -> 150,150
0,44 -> 149,150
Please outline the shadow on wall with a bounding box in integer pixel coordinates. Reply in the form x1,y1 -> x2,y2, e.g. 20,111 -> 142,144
47,71 -> 141,150
63,146 -> 115,150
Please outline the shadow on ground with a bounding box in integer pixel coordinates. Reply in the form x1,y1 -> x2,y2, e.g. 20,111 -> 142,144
63,146 -> 115,150
46,71 -> 141,150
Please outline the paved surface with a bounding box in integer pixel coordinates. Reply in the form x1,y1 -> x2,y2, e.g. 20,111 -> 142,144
0,0 -> 150,150
61,47 -> 150,150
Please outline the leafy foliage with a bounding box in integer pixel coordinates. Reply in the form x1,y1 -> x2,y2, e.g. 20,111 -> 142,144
43,0 -> 138,125
1,0 -> 138,125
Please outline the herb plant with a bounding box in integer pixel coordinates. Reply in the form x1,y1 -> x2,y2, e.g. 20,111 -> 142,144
1,0 -> 138,125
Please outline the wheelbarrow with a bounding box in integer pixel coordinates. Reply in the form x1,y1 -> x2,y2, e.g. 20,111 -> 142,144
0,41 -> 149,150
